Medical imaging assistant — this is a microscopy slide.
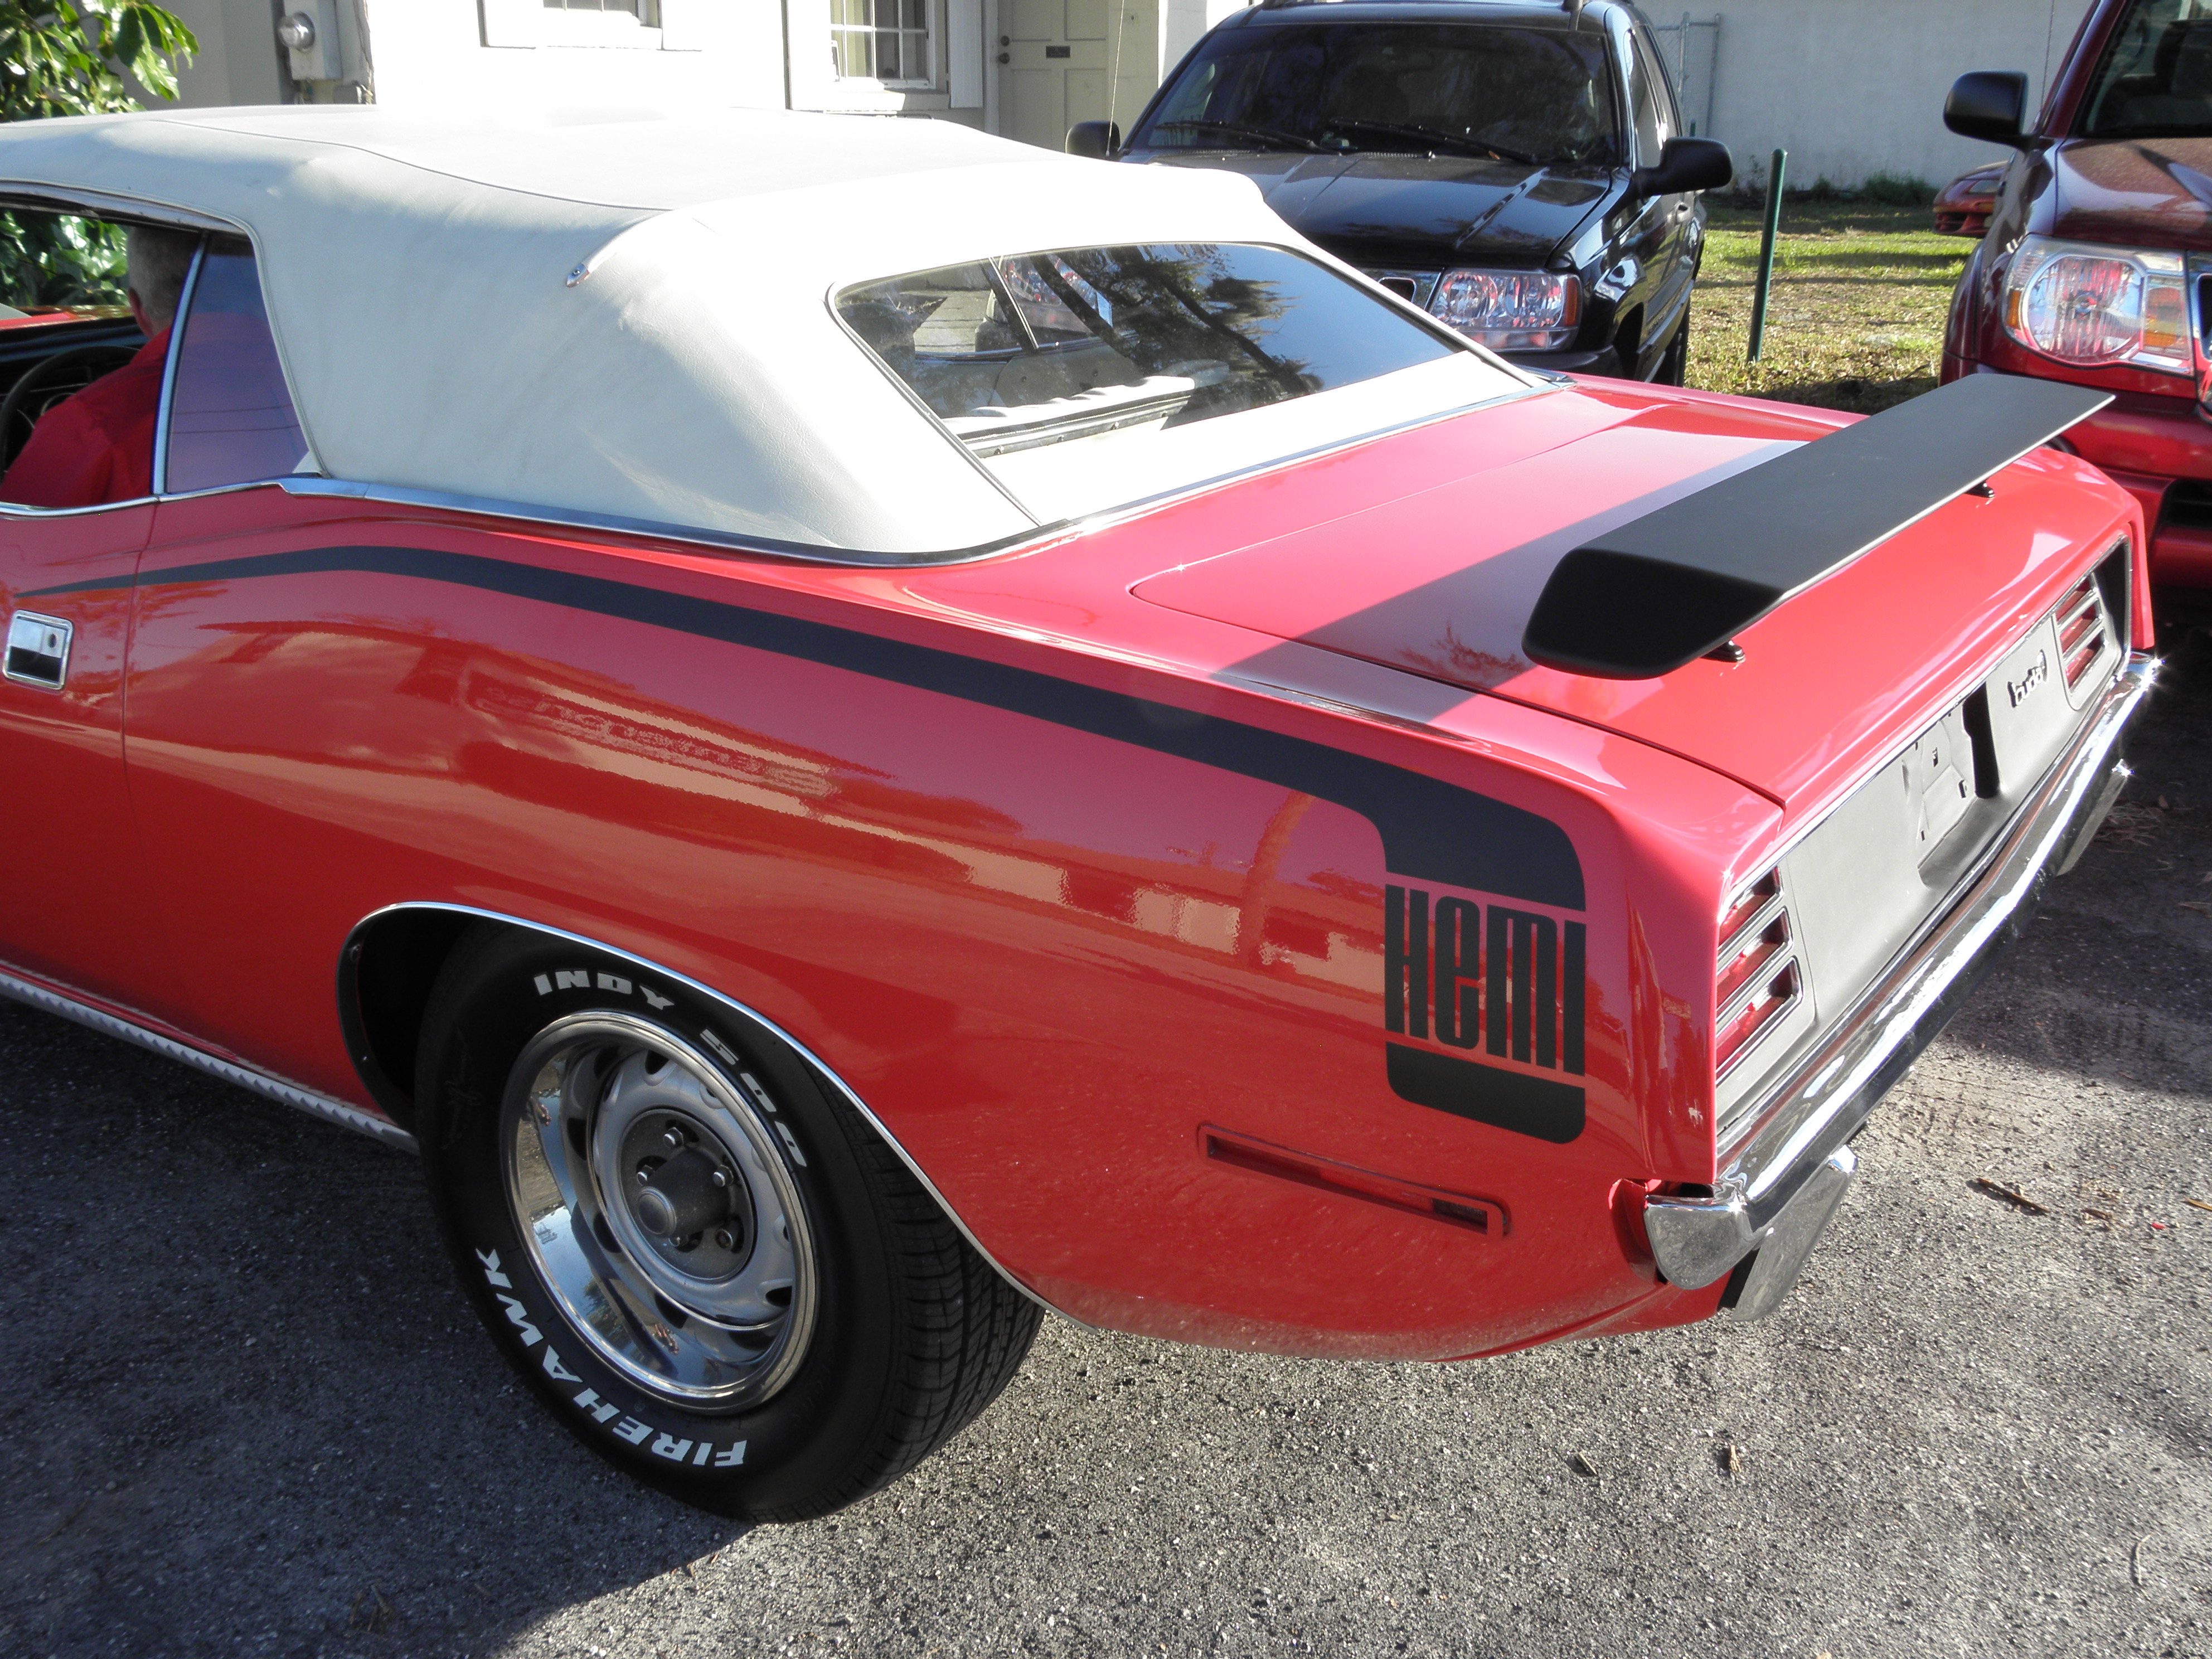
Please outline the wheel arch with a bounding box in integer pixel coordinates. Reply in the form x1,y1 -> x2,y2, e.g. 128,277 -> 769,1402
337,901 -> 1066,1321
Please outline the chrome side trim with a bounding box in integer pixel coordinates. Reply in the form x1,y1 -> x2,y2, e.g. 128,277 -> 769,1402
1646,651 -> 2155,1289
151,240 -> 206,498
339,902 -> 1080,1325
0,963 -> 418,1153
278,476 -> 1061,568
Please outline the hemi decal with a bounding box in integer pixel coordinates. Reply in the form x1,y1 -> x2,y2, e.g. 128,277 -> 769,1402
1381,884 -> 1585,1143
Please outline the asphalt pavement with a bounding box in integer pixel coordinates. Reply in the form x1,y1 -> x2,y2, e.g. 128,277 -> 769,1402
3,640 -> 2210,1659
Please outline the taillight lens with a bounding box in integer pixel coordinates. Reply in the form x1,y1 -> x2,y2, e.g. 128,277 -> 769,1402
2001,236 -> 2193,375
1715,866 -> 1802,1078
1429,269 -> 1582,352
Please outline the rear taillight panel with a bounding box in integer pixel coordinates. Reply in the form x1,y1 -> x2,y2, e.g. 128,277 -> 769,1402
1714,867 -> 1804,1080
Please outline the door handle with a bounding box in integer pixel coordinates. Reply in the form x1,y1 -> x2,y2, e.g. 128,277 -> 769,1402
4,611 -> 72,690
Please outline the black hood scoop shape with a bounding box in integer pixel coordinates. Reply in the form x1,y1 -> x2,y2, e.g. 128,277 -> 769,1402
1521,376 -> 2114,680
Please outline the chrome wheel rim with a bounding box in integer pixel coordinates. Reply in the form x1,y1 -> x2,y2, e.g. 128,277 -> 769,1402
500,1012 -> 817,1408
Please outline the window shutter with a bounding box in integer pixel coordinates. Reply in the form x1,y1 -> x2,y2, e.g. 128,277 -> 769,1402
949,0 -> 982,106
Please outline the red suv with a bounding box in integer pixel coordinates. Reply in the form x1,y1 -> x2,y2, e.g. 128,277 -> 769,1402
1944,0 -> 2212,623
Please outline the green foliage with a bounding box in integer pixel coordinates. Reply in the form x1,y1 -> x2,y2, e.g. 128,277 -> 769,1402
1860,172 -> 1937,207
0,1 -> 196,311
0,0 -> 198,119
0,209 -> 123,308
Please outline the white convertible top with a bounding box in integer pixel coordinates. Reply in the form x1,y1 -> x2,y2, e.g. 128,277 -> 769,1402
0,108 -> 1513,553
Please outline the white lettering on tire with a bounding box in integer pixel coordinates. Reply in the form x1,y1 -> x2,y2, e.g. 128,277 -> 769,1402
643,985 -> 673,1010
699,1027 -> 739,1066
775,1122 -> 808,1167
555,1383 -> 743,1469
496,1293 -> 542,1347
476,1248 -> 512,1288
541,1345 -> 581,1384
572,1388 -> 621,1424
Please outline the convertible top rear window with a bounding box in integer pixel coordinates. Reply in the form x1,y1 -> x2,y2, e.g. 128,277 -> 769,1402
838,241 -> 1500,518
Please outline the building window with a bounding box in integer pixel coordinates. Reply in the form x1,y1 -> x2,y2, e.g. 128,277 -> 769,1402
544,0 -> 651,13
831,0 -> 932,86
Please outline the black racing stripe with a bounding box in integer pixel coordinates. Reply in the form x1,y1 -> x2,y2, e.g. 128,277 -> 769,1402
30,543 -> 1585,908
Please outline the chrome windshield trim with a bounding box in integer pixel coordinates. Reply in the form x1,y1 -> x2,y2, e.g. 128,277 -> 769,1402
338,901 -> 1080,1326
1646,651 -> 2155,1289
150,239 -> 205,499
0,961 -> 417,1153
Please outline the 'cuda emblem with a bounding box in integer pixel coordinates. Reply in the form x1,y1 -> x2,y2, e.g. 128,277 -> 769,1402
2007,651 -> 2049,708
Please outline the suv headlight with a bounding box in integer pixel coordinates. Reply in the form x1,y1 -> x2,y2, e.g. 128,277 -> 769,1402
2001,236 -> 2193,374
1429,269 -> 1582,352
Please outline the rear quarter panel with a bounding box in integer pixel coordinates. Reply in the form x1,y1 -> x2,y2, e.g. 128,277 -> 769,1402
110,482 -> 1760,1359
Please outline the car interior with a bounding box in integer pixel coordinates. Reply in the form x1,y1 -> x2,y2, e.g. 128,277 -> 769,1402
0,208 -> 308,501
2083,0 -> 2212,135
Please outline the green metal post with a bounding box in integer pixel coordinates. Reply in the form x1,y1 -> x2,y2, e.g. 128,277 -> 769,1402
1748,147 -> 1787,363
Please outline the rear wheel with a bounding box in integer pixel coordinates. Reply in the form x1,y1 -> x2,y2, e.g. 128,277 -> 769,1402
414,924 -> 1041,1520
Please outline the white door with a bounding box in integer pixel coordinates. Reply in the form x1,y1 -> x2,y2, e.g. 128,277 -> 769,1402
1001,0 -> 1111,150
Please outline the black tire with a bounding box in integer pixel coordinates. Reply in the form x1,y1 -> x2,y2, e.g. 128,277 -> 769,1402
414,923 -> 1041,1521
1655,311 -> 1691,386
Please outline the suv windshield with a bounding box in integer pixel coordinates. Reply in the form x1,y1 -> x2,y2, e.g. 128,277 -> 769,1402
838,241 -> 1510,520
2083,0 -> 2212,137
1127,22 -> 1619,165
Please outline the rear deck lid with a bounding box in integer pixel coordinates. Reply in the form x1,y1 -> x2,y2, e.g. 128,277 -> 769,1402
1131,383 -> 2130,807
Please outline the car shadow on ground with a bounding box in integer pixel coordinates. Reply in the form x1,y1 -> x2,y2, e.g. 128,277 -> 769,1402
0,1029 -> 753,1655
1953,625 -> 2212,1087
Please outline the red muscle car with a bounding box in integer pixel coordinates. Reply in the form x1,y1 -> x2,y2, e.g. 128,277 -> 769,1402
0,106 -> 2153,1521
1932,161 -> 2004,237
1944,0 -> 2212,624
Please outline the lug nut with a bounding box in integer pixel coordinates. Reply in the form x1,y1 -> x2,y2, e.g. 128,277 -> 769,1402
663,1128 -> 682,1148
711,1169 -> 729,1189
714,1229 -> 736,1250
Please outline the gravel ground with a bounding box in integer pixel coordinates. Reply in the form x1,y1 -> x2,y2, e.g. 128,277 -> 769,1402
3,641 -> 2210,1659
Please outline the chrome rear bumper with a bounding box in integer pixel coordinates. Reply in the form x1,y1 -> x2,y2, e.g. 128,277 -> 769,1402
1644,652 -> 2155,1291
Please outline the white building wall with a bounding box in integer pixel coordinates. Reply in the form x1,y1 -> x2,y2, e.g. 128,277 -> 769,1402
367,0 -> 788,112
1160,0 -> 1247,87
1700,0 -> 2097,189
164,0 -> 292,106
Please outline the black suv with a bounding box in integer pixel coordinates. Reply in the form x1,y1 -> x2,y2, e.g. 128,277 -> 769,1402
1071,0 -> 1730,381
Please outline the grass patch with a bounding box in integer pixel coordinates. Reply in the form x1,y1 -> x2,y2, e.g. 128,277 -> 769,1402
1686,198 -> 1971,415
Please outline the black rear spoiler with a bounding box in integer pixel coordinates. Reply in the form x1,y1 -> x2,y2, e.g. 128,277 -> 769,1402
1520,376 -> 2113,680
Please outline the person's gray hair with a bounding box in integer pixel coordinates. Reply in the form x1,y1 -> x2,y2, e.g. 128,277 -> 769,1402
124,226 -> 198,328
